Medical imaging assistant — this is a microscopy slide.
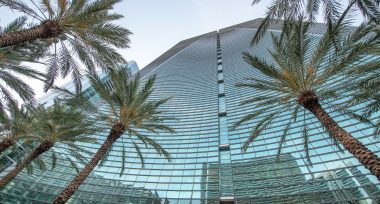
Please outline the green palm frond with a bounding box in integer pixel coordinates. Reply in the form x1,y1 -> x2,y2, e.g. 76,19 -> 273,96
84,67 -> 175,175
276,120 -> 292,162
2,100 -> 98,173
1,16 -> 27,34
26,161 -> 34,175
251,15 -> 273,45
0,0 -> 131,92
120,142 -> 126,176
51,86 -> 98,115
0,0 -> 42,21
251,0 -> 379,44
241,112 -> 279,152
34,157 -> 46,172
251,0 -> 303,45
133,132 -> 172,162
355,0 -> 380,21
25,156 -> 46,175
51,151 -> 57,170
242,52 -> 282,80
66,157 -> 80,173
231,110 -> 265,131
0,18 -> 48,114
329,103 -> 375,127
236,8 -> 380,162
131,139 -> 145,168
374,119 -> 380,137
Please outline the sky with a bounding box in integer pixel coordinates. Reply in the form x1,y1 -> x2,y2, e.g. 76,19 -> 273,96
115,0 -> 270,68
0,0 -> 360,99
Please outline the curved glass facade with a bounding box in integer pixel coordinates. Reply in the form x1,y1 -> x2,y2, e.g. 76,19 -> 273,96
1,19 -> 380,203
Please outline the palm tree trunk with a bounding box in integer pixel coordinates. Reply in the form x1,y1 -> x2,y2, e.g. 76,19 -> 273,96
0,138 -> 14,154
299,91 -> 380,180
0,141 -> 53,188
53,123 -> 125,204
0,20 -> 60,48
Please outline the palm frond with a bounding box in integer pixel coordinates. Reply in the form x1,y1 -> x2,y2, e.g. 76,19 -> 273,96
1,16 -> 27,34
329,104 -> 375,127
66,157 -> 80,173
119,141 -> 126,176
26,162 -> 34,175
354,0 -> 380,21
1,0 -> 130,91
276,120 -> 292,162
251,15 -> 273,45
0,0 -> 43,21
231,110 -> 264,130
242,52 -> 282,80
242,112 -> 278,152
131,140 -> 145,168
300,109 -> 312,166
237,3 -> 380,164
40,0 -> 54,18
51,151 -> 57,170
131,130 -> 171,162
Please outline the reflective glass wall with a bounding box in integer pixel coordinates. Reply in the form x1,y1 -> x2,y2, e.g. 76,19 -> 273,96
0,19 -> 379,203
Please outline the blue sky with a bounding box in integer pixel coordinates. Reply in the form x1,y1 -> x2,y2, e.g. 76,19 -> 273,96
116,0 -> 270,68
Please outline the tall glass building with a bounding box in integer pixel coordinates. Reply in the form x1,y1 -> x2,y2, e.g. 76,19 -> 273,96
1,19 -> 380,203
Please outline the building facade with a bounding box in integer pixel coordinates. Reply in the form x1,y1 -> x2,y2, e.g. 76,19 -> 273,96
0,19 -> 380,203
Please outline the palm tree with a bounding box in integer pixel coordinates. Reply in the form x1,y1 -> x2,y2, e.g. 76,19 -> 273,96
0,17 -> 45,114
251,0 -> 380,44
53,68 -> 175,203
0,101 -> 97,188
232,13 -> 380,180
0,0 -> 131,91
0,104 -> 35,154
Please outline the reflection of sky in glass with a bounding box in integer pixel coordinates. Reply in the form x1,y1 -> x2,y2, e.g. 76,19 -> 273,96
1,22 -> 380,203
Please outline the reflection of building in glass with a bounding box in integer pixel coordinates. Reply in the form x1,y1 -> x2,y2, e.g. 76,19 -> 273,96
0,155 -> 162,204
200,155 -> 380,203
200,163 -> 220,203
303,163 -> 380,203
1,19 -> 380,203
0,145 -> 26,173
200,154 -> 314,203
232,154 -> 310,203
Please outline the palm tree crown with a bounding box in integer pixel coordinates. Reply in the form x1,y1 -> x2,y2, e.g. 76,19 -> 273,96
233,13 -> 380,179
0,101 -> 98,188
0,17 -> 45,114
0,0 -> 132,91
0,104 -> 35,154
54,67 -> 175,203
28,101 -> 98,169
89,68 -> 175,152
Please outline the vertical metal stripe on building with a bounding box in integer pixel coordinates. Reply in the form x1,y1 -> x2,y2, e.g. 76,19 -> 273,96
216,32 -> 235,202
